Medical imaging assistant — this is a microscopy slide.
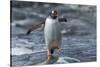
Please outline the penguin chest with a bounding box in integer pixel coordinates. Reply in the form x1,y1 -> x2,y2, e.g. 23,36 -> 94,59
44,18 -> 61,45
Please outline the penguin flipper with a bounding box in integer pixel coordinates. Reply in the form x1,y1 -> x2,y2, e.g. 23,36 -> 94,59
26,29 -> 31,35
59,18 -> 67,22
26,21 -> 45,35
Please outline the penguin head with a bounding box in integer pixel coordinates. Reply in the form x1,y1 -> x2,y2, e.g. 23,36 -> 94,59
50,10 -> 58,19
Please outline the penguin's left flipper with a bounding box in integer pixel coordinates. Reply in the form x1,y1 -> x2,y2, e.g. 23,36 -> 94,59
59,18 -> 67,22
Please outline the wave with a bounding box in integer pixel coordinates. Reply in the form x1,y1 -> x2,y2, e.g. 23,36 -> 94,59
12,47 -> 47,55
22,56 -> 80,67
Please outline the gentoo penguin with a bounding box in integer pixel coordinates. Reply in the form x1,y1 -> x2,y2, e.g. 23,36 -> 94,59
45,10 -> 63,56
26,10 -> 67,60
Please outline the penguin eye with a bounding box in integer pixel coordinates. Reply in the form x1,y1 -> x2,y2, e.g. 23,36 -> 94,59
50,10 -> 58,16
51,12 -> 58,16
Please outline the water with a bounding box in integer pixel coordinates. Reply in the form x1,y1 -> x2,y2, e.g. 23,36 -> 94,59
11,1 -> 96,67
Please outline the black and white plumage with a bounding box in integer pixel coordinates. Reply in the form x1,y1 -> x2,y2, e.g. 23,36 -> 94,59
44,16 -> 61,49
26,10 -> 67,55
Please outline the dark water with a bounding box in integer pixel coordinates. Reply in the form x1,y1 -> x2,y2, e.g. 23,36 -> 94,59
11,1 -> 96,67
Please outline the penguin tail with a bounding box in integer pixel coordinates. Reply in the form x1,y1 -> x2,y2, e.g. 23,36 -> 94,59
51,49 -> 54,54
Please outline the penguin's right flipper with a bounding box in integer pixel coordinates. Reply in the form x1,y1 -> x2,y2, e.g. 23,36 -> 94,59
26,21 -> 45,35
26,29 -> 31,35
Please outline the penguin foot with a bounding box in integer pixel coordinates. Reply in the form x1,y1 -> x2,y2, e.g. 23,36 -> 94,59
48,49 -> 53,56
51,49 -> 54,54
48,54 -> 52,56
57,48 -> 63,52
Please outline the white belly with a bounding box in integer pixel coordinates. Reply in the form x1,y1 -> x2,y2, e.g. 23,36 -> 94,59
44,18 -> 61,48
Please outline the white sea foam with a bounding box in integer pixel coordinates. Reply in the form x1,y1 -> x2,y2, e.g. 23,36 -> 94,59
22,56 -> 80,67
12,47 -> 33,55
56,57 -> 69,64
12,47 -> 47,55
